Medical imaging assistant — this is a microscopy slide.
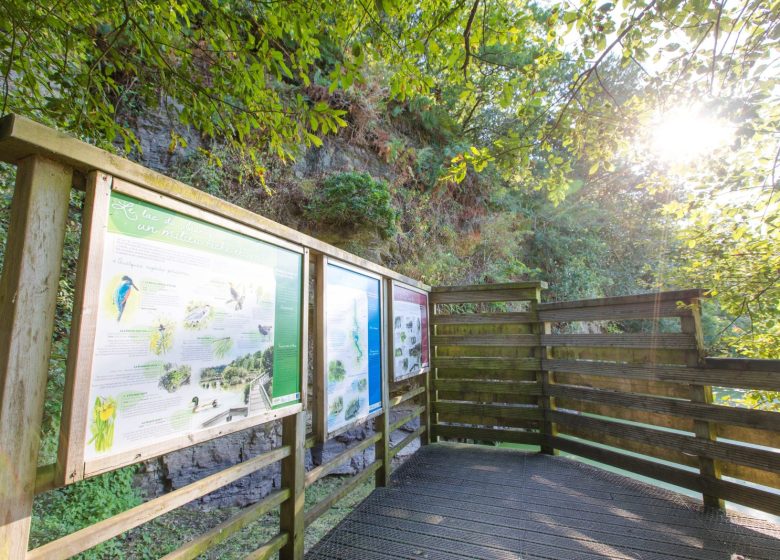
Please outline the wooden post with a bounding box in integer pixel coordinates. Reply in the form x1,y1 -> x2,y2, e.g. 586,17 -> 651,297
428,300 -> 439,443
683,300 -> 724,510
279,411 -> 305,560
420,368 -> 432,446
0,155 -> 72,559
375,278 -> 391,486
533,289 -> 558,455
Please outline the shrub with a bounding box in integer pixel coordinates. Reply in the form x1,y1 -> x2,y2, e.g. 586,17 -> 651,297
306,172 -> 397,238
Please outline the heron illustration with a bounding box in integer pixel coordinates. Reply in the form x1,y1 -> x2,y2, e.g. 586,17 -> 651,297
114,276 -> 138,322
184,304 -> 212,327
227,283 -> 245,311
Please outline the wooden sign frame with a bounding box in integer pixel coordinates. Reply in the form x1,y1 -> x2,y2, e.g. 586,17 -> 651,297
389,280 -> 431,382
57,175 -> 308,484
315,256 -> 386,442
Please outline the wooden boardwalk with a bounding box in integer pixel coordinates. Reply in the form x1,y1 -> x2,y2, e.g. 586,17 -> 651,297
306,443 -> 780,560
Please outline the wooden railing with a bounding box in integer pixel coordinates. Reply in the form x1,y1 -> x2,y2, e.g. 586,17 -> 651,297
430,284 -> 780,516
0,115 -> 432,560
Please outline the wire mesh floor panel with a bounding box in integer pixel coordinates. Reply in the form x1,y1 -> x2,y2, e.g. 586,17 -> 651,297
305,442 -> 780,560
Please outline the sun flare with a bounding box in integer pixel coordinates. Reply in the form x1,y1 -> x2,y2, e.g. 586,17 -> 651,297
650,109 -> 734,164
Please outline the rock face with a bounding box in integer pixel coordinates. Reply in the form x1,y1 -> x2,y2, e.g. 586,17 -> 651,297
137,406 -> 421,509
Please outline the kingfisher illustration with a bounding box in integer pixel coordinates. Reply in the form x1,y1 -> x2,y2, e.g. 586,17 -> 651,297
114,276 -> 138,322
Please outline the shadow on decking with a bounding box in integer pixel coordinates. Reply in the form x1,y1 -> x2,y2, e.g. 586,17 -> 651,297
306,443 -> 780,560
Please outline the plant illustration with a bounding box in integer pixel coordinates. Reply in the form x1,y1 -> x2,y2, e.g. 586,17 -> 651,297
89,396 -> 117,452
328,360 -> 346,383
149,319 -> 175,355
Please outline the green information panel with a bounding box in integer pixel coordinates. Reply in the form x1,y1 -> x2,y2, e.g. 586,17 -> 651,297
81,191 -> 303,465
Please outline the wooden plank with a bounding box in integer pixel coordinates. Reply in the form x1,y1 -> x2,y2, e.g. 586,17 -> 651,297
314,254 -> 326,442
435,412 -> 541,430
389,406 -> 425,434
26,446 -> 290,560
544,359 -> 780,391
0,114 -> 431,291
160,489 -> 289,560
719,424 -> 780,450
435,345 -> 535,359
431,312 -> 537,325
431,282 -> 547,292
539,308 -> 557,455
299,249 -> 310,416
57,171 -> 111,485
245,533 -> 290,560
551,411 -> 780,476
541,333 -> 697,350
553,372 -> 690,399
551,346 -> 690,366
431,288 -> 539,304
388,426 -> 427,459
279,413 -> 305,560
375,277 -> 391,487
34,464 -> 57,495
304,460 -> 382,526
549,384 -> 780,432
432,425 -> 541,446
432,334 -> 539,347
433,379 -> 542,396
390,385 -> 425,407
435,368 -> 538,382
538,290 -> 704,312
305,433 -> 382,487
555,398 -> 694,432
550,436 -> 703,492
421,370 -> 432,446
538,300 -> 690,322
433,402 -> 542,421
0,155 -> 72,559
432,357 -> 541,371
434,323 -> 534,337
698,477 -> 780,518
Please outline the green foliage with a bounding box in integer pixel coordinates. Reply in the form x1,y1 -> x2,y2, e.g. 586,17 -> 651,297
31,467 -> 141,559
307,172 -> 397,238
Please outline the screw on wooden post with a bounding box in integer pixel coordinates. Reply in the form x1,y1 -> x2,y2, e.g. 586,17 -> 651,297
0,155 -> 72,559
279,411 -> 305,560
683,298 -> 724,510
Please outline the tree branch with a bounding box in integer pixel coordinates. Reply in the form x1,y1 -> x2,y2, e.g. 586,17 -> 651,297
462,0 -> 480,79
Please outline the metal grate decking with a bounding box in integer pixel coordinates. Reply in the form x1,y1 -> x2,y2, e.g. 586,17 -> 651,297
306,442 -> 780,559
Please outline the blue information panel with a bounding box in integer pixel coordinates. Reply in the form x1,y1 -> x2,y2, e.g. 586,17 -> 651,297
325,262 -> 383,434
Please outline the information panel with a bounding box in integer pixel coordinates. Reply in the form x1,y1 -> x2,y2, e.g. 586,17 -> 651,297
325,262 -> 383,435
392,283 -> 430,381
81,191 -> 303,465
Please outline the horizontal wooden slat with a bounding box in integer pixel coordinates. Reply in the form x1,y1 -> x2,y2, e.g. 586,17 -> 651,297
552,411 -> 780,477
433,379 -> 542,396
390,385 -> 425,407
544,359 -> 780,391
432,357 -> 541,371
244,533 -> 289,560
436,413 -> 541,430
538,290 -> 704,312
553,371 -> 690,399
539,300 -> 690,322
431,288 -> 539,304
551,346 -> 690,366
433,402 -> 542,421
304,460 -> 383,527
718,424 -> 780,450
160,489 -> 289,560
432,282 -> 547,292
435,368 -> 538,382
26,445 -> 291,560
389,406 -> 425,433
552,436 -> 780,516
542,333 -> 697,350
34,464 -> 56,495
556,398 -> 694,432
437,392 -> 539,405
549,385 -> 780,432
305,433 -> 383,487
388,425 -> 427,459
705,357 -> 780,373
436,346 -> 535,359
432,312 -> 537,325
433,334 -> 539,347
433,425 -> 541,446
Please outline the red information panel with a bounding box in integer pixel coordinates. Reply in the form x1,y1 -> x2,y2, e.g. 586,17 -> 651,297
392,284 -> 429,381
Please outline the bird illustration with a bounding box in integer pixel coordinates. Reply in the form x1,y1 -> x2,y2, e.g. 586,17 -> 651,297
258,324 -> 273,336
184,304 -> 212,326
114,276 -> 138,322
227,283 -> 245,311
